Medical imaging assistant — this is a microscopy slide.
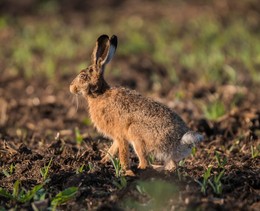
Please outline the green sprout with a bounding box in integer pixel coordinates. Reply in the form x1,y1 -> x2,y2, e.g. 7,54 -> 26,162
76,162 -> 94,174
148,154 -> 155,165
191,146 -> 197,157
76,164 -> 85,174
195,166 -> 212,195
51,187 -> 78,210
2,163 -> 15,177
203,100 -> 226,120
113,176 -> 127,190
251,145 -> 260,158
75,127 -> 83,145
208,170 -> 225,195
40,158 -> 53,182
215,151 -> 227,168
109,156 -> 123,178
88,162 -> 94,172
0,180 -> 44,203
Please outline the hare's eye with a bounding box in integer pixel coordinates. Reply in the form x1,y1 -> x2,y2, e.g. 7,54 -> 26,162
79,74 -> 87,80
89,68 -> 93,74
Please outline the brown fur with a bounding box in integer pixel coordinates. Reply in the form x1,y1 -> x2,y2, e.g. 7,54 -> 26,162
70,35 -> 203,175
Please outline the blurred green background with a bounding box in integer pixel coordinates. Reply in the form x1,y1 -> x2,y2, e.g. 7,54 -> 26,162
0,2 -> 259,210
1,0 -> 260,90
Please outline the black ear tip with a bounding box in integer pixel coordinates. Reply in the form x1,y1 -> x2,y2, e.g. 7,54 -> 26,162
97,34 -> 109,41
110,35 -> 118,47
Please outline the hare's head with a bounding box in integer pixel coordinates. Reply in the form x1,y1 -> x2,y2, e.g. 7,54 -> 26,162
70,34 -> 117,97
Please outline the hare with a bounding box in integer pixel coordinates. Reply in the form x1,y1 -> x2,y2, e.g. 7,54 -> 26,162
70,34 -> 203,175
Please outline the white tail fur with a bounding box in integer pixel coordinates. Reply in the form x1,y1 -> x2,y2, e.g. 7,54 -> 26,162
181,131 -> 204,145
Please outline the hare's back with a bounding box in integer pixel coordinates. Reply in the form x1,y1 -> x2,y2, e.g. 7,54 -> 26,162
112,88 -> 188,130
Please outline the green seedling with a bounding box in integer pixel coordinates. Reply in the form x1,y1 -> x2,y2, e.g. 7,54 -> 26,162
215,151 -> 227,168
32,187 -> 46,201
76,164 -> 85,174
148,154 -> 155,165
178,159 -> 185,167
191,146 -> 197,157
0,180 -> 44,203
40,158 -> 53,182
82,118 -> 92,126
13,180 -> 20,199
0,187 -> 13,200
75,127 -> 83,145
20,184 -> 44,203
195,166 -> 212,195
113,176 -> 127,190
108,154 -> 123,178
227,139 -> 240,154
51,187 -> 78,210
208,170 -> 225,195
203,100 -> 226,120
251,145 -> 260,158
88,162 -> 94,172
2,163 -> 15,177
76,162 -> 94,174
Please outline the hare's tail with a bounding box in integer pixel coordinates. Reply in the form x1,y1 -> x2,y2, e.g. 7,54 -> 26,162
181,131 -> 204,145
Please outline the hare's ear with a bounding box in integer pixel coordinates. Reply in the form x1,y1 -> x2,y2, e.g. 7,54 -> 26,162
104,35 -> 117,66
91,35 -> 118,71
91,34 -> 110,66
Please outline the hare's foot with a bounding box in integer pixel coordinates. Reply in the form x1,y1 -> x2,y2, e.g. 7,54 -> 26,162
164,159 -> 177,171
138,161 -> 148,169
151,164 -> 164,171
124,169 -> 135,176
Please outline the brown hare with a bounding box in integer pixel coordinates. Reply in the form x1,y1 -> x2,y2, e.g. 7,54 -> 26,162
70,34 -> 203,175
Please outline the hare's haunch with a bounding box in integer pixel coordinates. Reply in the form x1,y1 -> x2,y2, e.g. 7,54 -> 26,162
70,34 -> 203,175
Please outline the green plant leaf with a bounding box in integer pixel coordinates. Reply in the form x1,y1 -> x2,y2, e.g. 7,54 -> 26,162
0,188 -> 13,199
75,127 -> 83,145
40,157 -> 53,181
19,184 -> 44,203
51,187 -> 78,208
12,180 -> 20,199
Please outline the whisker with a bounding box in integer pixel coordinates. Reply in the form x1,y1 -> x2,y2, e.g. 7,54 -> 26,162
76,95 -> 79,112
67,94 -> 79,112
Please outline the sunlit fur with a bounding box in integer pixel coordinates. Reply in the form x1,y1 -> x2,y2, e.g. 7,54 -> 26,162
70,35 -> 203,174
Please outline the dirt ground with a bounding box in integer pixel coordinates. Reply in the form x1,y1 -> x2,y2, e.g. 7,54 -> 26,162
0,0 -> 260,210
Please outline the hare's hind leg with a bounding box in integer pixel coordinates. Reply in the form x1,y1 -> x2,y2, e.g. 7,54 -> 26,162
128,125 -> 148,169
101,141 -> 119,163
131,140 -> 148,169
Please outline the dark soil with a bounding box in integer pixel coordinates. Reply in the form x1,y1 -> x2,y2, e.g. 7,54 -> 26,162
0,72 -> 259,210
0,0 -> 260,210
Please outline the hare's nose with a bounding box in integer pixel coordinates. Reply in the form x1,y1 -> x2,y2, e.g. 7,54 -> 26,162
69,84 -> 78,94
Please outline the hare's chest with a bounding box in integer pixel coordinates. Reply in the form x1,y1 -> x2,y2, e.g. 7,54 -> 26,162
88,106 -> 118,138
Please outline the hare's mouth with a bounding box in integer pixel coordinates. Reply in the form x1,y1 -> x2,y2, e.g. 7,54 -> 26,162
70,84 -> 80,95
70,84 -> 88,96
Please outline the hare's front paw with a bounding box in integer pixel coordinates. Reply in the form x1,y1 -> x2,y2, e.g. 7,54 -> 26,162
101,155 -> 110,163
124,169 -> 135,176
138,162 -> 148,169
